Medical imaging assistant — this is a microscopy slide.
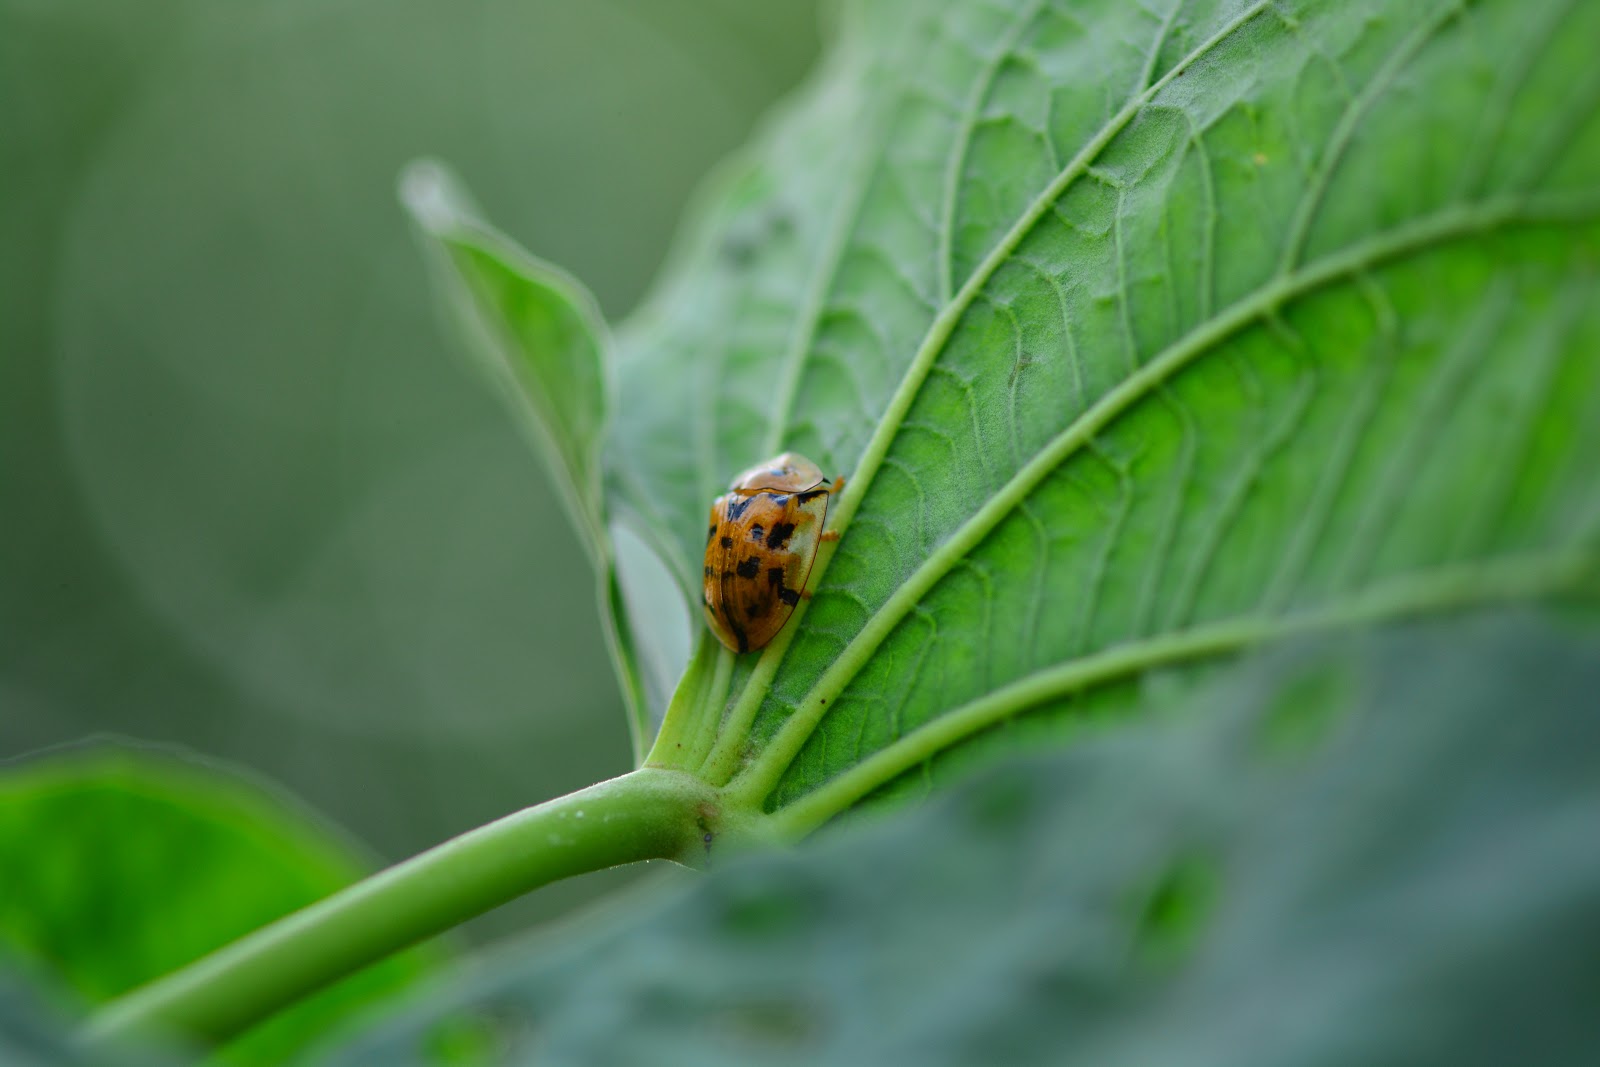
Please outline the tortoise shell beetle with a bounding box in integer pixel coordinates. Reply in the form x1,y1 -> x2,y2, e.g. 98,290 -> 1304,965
702,452 -> 841,653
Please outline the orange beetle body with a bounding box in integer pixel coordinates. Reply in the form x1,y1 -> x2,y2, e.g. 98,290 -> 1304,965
702,452 -> 837,653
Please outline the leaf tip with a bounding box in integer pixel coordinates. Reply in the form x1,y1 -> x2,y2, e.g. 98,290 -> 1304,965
397,157 -> 475,235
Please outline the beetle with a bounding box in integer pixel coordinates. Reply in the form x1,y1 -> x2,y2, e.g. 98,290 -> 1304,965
702,452 -> 842,653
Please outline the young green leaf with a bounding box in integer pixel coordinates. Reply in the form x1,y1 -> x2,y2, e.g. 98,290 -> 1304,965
401,160 -> 682,754
400,160 -> 610,552
0,747 -> 440,1065
612,0 -> 1600,820
322,611 -> 1600,1066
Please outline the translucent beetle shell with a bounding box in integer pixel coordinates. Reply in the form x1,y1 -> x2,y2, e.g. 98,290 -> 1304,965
702,452 -> 837,653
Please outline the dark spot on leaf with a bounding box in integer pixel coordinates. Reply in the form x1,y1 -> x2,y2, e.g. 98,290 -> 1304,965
718,881 -> 816,939
1131,855 -> 1219,968
1256,662 -> 1353,761
964,775 -> 1041,833
713,1000 -> 821,1050
720,231 -> 758,267
737,557 -> 761,579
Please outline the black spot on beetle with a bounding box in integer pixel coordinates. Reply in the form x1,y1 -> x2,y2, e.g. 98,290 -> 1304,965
704,566 -> 714,577
796,489 -> 827,504
767,567 -> 785,587
720,536 -> 734,548
768,495 -> 789,509
707,525 -> 717,544
778,587 -> 801,607
747,603 -> 764,620
724,495 -> 753,520
765,522 -> 796,550
736,557 -> 761,580
730,621 -> 749,653
749,524 -> 765,542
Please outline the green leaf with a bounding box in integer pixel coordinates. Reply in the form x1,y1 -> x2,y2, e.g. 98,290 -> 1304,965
612,0 -> 1600,818
401,160 -> 610,549
411,0 -> 1600,820
318,610 -> 1600,1065
0,747 -> 438,1065
400,160 -> 680,754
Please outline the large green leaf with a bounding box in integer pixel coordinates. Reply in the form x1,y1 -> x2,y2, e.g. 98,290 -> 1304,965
613,0 -> 1600,810
323,611 -> 1600,1065
401,161 -> 686,758
420,0 -> 1600,822
0,748 -> 439,1064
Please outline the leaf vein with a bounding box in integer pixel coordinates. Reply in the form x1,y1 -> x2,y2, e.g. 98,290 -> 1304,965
936,0 -> 1051,304
1276,0 -> 1463,273
772,547 -> 1598,831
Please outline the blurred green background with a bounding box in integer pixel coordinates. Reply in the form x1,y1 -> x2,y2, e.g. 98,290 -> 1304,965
1,0 -> 819,936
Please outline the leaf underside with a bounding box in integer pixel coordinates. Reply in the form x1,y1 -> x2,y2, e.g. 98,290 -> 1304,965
414,0 -> 1600,818
607,0 -> 1600,813
326,612 -> 1600,1066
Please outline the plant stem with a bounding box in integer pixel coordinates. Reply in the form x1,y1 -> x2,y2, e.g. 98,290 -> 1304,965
83,768 -> 719,1051
644,634 -> 720,768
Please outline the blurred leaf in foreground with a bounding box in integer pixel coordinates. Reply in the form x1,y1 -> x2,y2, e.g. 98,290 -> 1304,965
328,611 -> 1600,1066
0,971 -> 182,1067
0,749 -> 440,1065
